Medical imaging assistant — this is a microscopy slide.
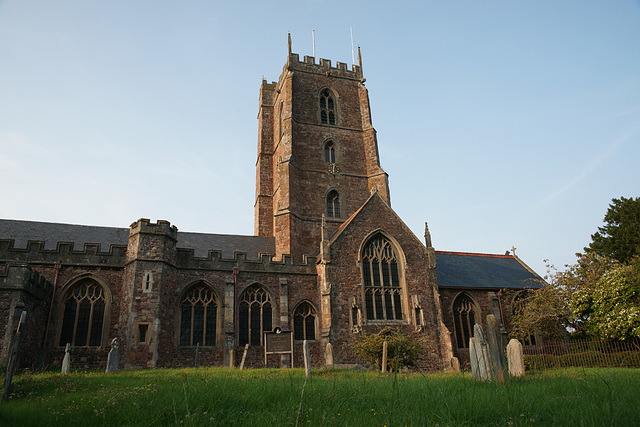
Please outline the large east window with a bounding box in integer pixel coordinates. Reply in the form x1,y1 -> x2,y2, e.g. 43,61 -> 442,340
362,234 -> 404,321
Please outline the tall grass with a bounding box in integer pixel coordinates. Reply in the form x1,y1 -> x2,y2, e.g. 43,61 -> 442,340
1,367 -> 639,426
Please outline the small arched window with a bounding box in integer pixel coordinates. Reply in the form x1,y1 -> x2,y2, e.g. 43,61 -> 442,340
59,278 -> 106,347
452,293 -> 478,349
238,284 -> 272,346
326,190 -> 341,218
293,301 -> 317,341
180,283 -> 218,346
319,88 -> 336,125
324,140 -> 336,163
362,234 -> 404,321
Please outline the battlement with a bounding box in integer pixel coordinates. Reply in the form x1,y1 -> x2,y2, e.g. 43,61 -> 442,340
175,247 -> 317,275
0,264 -> 52,300
286,53 -> 363,80
129,218 -> 178,240
0,239 -> 127,267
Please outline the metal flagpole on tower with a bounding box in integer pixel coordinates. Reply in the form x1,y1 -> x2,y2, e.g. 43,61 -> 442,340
351,27 -> 355,65
312,30 -> 316,57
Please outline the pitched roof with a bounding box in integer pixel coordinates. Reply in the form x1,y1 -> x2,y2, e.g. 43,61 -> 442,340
0,219 -> 275,260
435,251 -> 543,290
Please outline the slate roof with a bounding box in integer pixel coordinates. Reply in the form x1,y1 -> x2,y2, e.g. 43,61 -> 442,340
0,219 -> 275,260
435,251 -> 543,290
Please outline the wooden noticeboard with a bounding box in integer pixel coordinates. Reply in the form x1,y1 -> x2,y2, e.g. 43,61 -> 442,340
264,327 -> 293,368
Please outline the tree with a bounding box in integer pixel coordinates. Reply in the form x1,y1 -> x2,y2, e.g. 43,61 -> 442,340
571,258 -> 640,341
509,254 -> 614,341
585,196 -> 640,264
350,328 -> 429,370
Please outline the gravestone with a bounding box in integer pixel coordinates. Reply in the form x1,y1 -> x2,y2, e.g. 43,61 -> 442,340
507,338 -> 525,377
105,338 -> 120,373
381,340 -> 388,373
303,340 -> 311,377
469,324 -> 491,381
486,315 -> 509,383
61,343 -> 71,374
239,344 -> 249,370
2,311 -> 26,400
325,343 -> 334,367
450,357 -> 460,373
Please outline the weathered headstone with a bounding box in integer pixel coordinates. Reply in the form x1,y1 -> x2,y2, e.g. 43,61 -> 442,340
486,315 -> 509,383
381,340 -> 388,373
229,349 -> 235,368
239,344 -> 249,370
2,311 -> 26,400
450,357 -> 460,372
105,338 -> 120,373
507,338 -> 525,377
61,343 -> 71,374
303,340 -> 311,377
469,324 -> 491,381
325,343 -> 334,367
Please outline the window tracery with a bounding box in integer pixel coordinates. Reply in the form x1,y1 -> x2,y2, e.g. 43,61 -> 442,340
453,293 -> 477,349
180,283 -> 218,346
293,301 -> 316,341
59,278 -> 106,347
319,88 -> 336,125
238,284 -> 272,346
326,190 -> 341,218
362,234 -> 404,321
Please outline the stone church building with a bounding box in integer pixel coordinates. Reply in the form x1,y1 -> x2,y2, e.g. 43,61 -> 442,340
0,40 -> 542,371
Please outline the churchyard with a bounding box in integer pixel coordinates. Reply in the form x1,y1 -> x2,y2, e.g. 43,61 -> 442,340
1,366 -> 639,426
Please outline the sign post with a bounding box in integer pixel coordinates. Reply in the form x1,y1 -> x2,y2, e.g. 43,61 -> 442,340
264,327 -> 293,368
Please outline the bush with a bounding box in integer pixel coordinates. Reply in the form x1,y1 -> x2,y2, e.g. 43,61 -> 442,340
350,327 -> 428,371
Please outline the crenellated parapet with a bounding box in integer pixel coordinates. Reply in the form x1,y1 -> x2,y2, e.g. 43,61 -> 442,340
0,239 -> 127,267
175,248 -> 317,275
286,53 -> 363,80
0,264 -> 52,300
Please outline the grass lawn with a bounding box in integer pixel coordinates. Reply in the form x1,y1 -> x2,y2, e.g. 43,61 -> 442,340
1,367 -> 639,426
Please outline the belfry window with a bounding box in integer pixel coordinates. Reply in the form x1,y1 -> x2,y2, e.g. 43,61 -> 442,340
59,278 -> 106,347
453,293 -> 477,349
362,234 -> 404,321
293,301 -> 317,341
180,283 -> 218,346
319,88 -> 336,125
324,140 -> 336,163
238,284 -> 272,346
326,190 -> 341,218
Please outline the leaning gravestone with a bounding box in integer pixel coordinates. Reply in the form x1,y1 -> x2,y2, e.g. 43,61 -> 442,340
469,324 -> 491,381
507,338 -> 525,377
486,315 -> 509,383
325,343 -> 334,367
106,337 -> 120,373
61,343 -> 71,374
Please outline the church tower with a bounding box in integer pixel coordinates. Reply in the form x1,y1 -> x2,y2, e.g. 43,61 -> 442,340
255,35 -> 390,259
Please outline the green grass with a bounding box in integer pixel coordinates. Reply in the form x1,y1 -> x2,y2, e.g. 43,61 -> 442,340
1,367 -> 639,426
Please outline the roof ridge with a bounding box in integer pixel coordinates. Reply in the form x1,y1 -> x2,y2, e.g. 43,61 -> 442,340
435,250 -> 513,258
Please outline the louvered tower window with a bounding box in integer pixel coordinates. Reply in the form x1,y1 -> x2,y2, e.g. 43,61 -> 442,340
326,190 -> 341,218
319,89 -> 336,125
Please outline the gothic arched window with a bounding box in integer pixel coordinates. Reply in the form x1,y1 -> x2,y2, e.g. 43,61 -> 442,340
326,190 -> 341,218
179,283 -> 218,346
324,140 -> 336,163
293,301 -> 317,341
453,293 -> 478,349
59,278 -> 106,347
238,284 -> 272,346
362,234 -> 404,321
319,88 -> 336,125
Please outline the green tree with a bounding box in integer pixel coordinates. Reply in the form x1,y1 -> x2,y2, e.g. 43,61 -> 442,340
585,196 -> 640,264
509,254 -> 614,340
571,258 -> 640,340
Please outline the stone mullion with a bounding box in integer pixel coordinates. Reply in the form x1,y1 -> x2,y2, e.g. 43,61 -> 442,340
86,300 -> 95,347
71,299 -> 80,346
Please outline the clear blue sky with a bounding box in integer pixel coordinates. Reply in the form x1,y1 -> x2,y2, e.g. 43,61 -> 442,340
1,1 -> 639,276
